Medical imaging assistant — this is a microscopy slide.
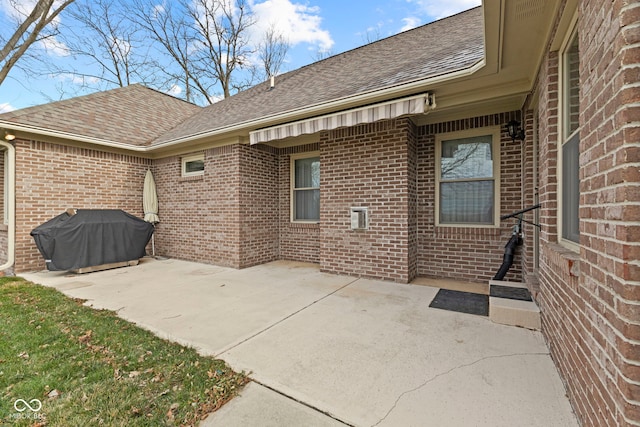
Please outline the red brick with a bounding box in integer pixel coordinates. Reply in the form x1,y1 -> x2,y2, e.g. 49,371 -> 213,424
14,139 -> 152,272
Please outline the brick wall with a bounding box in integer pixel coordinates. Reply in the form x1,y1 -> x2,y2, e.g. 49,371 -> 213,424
416,112 -> 526,283
534,1 -> 640,425
520,108 -> 539,290
154,143 -> 279,269
14,139 -> 151,272
319,118 -> 417,283
407,120 -> 419,282
153,140 -> 344,270
276,114 -> 528,284
9,118 -> 532,285
278,143 -> 321,264
238,144 -> 279,267
0,228 -> 6,268
154,146 -> 241,267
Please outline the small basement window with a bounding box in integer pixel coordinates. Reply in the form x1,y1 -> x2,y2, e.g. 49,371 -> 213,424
182,153 -> 204,177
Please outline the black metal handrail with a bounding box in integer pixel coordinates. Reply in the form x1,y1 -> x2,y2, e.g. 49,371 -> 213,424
500,204 -> 541,220
493,204 -> 541,280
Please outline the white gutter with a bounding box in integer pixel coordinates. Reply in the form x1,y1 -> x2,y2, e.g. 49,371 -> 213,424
0,122 -> 149,152
151,59 -> 486,149
0,59 -> 485,153
0,141 -> 15,272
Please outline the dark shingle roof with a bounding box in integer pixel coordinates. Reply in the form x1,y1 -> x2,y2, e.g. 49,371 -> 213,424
153,6 -> 484,145
0,84 -> 201,146
0,7 -> 483,148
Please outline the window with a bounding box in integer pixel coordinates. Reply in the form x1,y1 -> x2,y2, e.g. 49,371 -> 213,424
436,129 -> 500,226
182,153 -> 204,177
560,27 -> 580,245
291,153 -> 320,222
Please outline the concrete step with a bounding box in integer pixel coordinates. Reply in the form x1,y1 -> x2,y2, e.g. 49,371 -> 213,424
488,280 -> 541,330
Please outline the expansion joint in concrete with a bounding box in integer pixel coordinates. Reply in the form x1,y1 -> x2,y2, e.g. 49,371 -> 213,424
215,277 -> 361,357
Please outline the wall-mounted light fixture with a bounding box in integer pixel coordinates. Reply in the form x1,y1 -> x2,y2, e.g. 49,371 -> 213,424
506,120 -> 525,142
427,92 -> 436,108
3,130 -> 15,141
507,120 -> 524,142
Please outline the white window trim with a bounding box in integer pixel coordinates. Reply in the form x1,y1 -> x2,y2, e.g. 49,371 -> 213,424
181,152 -> 205,177
435,127 -> 501,228
290,151 -> 320,223
557,12 -> 580,252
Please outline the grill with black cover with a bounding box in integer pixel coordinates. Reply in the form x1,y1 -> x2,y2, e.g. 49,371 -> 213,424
31,209 -> 154,271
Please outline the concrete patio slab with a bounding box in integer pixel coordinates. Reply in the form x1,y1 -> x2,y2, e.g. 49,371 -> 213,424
23,258 -> 355,356
21,258 -> 578,427
219,277 -> 575,426
200,382 -> 346,427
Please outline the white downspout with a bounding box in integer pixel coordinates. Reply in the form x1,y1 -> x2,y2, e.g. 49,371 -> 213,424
0,141 -> 15,272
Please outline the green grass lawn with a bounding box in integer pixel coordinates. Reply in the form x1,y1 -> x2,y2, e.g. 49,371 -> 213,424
0,276 -> 248,426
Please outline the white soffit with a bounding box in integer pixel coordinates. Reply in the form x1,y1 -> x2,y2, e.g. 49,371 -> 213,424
249,93 -> 434,145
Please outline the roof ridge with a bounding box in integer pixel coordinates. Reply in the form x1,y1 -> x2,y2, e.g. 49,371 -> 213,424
347,5 -> 482,53
0,83 -> 203,146
194,5 -> 482,115
145,97 -> 204,146
280,5 -> 482,76
0,85 -> 122,120
0,84 -> 198,119
134,84 -> 200,107
152,5 -> 484,144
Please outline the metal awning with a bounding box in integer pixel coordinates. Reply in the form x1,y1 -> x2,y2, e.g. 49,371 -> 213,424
249,93 -> 435,145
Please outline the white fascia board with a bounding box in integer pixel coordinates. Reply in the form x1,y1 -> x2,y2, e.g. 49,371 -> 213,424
0,60 -> 486,153
148,59 -> 487,149
0,121 -> 149,152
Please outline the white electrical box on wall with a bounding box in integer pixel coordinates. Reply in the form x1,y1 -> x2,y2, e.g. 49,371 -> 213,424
350,207 -> 368,230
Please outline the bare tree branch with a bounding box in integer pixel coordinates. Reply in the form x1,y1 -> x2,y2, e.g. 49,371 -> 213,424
188,0 -> 255,99
131,0 -> 214,104
3,0 -> 285,105
0,0 -> 76,86
440,142 -> 485,178
362,27 -> 382,44
312,48 -> 334,62
51,0 -> 158,91
130,0 -> 257,104
257,23 -> 290,80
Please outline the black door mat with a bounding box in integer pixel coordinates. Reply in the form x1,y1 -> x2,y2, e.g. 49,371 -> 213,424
429,289 -> 489,316
490,285 -> 532,301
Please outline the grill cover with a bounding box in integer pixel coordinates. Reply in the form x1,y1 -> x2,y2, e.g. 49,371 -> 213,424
31,209 -> 154,271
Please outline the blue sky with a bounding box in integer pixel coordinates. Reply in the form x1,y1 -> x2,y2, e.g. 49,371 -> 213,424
0,0 -> 480,112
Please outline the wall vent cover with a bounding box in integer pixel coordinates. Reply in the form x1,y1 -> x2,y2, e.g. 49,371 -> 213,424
350,207 -> 368,230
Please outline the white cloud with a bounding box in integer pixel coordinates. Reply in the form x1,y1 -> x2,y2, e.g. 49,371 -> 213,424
0,103 -> 15,113
39,36 -> 70,57
167,84 -> 183,96
400,17 -> 421,32
407,0 -> 481,20
250,0 -> 334,52
55,73 -> 100,85
0,0 -> 34,18
110,36 -> 132,60
209,94 -> 224,104
152,4 -> 165,18
0,0 -> 68,27
0,0 -> 70,56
